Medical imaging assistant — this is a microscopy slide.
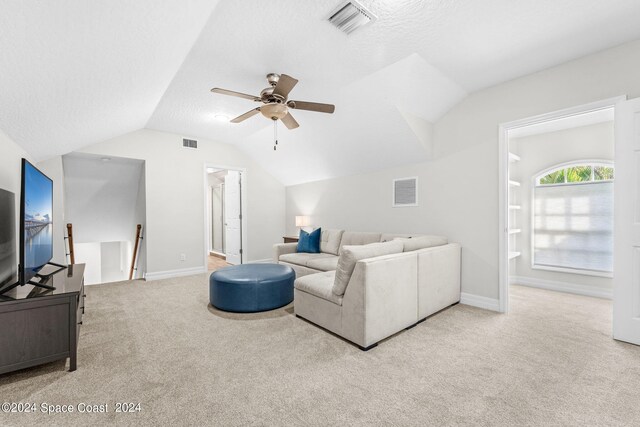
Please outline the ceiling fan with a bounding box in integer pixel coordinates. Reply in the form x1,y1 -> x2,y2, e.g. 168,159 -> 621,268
210,73 -> 335,130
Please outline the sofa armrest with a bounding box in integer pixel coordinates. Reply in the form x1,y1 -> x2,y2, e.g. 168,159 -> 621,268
416,243 -> 461,318
341,252 -> 419,348
273,242 -> 298,263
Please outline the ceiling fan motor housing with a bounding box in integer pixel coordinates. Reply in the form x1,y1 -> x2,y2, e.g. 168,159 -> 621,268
266,73 -> 280,86
211,72 -> 334,128
261,103 -> 288,120
260,86 -> 282,102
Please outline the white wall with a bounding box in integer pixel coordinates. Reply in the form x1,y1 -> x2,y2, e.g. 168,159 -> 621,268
431,39 -> 640,300
286,164 -> 441,236
76,129 -> 285,275
286,39 -> 640,301
74,242 -> 101,285
509,121 -> 614,292
75,240 -> 131,285
0,128 -> 30,243
63,154 -> 144,244
100,241 -> 130,284
0,129 -> 30,287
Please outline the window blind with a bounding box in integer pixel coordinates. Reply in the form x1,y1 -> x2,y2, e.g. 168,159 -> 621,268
533,181 -> 613,273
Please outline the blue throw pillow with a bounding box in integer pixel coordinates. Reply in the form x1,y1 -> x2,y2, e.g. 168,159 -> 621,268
297,228 -> 321,253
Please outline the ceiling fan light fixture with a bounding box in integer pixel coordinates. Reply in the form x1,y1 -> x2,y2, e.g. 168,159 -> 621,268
260,103 -> 288,120
213,113 -> 230,122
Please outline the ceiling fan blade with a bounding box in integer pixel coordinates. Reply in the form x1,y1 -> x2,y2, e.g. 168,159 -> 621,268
281,112 -> 299,130
211,88 -> 261,102
231,108 -> 261,123
272,74 -> 298,98
287,100 -> 335,114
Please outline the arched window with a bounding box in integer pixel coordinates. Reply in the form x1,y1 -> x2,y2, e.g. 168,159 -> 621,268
537,162 -> 614,185
533,160 -> 614,275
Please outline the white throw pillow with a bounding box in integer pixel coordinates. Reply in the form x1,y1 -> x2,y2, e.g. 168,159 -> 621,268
395,235 -> 448,252
332,241 -> 404,296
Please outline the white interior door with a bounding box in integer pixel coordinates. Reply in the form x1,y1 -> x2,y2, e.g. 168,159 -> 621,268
224,171 -> 242,265
613,97 -> 640,345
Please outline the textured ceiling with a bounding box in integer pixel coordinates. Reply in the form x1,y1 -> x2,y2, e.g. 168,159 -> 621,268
0,0 -> 219,160
2,0 -> 640,184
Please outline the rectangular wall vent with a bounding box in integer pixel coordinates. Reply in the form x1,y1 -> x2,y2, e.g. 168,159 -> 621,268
328,1 -> 377,34
393,177 -> 418,207
182,138 -> 198,149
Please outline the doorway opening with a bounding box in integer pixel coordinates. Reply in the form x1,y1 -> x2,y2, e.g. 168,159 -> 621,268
204,165 -> 246,270
63,153 -> 146,285
498,97 -> 623,313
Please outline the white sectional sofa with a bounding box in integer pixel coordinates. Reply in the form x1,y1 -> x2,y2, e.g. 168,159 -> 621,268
273,230 -> 461,350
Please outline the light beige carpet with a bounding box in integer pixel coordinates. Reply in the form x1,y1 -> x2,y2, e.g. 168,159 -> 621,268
1,277 -> 639,426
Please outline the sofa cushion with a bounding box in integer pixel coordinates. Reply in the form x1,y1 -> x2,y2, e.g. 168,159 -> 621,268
306,256 -> 339,272
295,271 -> 342,305
339,231 -> 382,253
320,229 -> 344,255
395,235 -> 448,252
380,233 -> 424,242
332,241 -> 404,296
297,228 -> 321,253
280,252 -> 334,267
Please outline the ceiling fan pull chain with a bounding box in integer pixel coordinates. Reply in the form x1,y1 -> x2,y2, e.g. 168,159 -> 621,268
273,119 -> 278,151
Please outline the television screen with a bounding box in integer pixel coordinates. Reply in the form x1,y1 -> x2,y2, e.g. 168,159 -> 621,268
21,159 -> 53,283
0,189 -> 16,288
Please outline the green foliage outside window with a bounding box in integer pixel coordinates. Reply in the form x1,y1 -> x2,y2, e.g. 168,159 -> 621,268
594,166 -> 614,180
539,169 -> 565,184
566,166 -> 592,182
538,163 -> 614,185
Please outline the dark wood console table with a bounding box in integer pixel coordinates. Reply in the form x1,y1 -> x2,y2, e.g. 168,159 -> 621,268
0,263 -> 85,374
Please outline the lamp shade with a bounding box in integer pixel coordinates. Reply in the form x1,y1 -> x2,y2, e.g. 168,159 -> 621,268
295,216 -> 310,227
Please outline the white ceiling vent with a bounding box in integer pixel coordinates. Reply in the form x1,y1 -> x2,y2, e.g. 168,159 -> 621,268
182,138 -> 198,149
328,1 -> 377,34
393,177 -> 418,207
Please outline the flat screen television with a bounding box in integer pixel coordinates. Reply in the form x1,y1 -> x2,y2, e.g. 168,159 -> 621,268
0,188 -> 16,289
20,159 -> 54,284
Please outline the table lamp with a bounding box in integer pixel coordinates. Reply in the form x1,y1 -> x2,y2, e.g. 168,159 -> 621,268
295,215 -> 310,233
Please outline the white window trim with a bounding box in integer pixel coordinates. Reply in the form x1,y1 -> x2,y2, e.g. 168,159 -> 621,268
392,176 -> 419,208
531,159 -> 614,277
531,264 -> 613,278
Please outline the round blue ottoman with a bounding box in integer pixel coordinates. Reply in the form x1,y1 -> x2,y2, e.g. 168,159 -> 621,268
209,264 -> 295,313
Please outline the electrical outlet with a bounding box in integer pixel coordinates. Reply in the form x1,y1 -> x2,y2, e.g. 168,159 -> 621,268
180,253 -> 187,261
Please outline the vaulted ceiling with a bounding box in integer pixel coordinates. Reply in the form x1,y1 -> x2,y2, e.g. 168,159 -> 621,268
2,0 -> 640,184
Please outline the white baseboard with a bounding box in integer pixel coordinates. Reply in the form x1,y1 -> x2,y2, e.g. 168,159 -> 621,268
245,258 -> 272,264
509,275 -> 612,300
209,250 -> 226,258
460,292 -> 500,312
144,266 -> 207,281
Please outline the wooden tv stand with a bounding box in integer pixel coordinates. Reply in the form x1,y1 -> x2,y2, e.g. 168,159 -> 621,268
0,264 -> 85,374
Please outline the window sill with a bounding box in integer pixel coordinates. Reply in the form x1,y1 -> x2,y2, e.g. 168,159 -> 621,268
531,264 -> 613,278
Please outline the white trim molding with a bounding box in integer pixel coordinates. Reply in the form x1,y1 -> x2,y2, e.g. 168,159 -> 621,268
460,292 -> 500,312
246,258 -> 272,264
144,266 -> 207,281
510,275 -> 612,300
203,163 -> 249,267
